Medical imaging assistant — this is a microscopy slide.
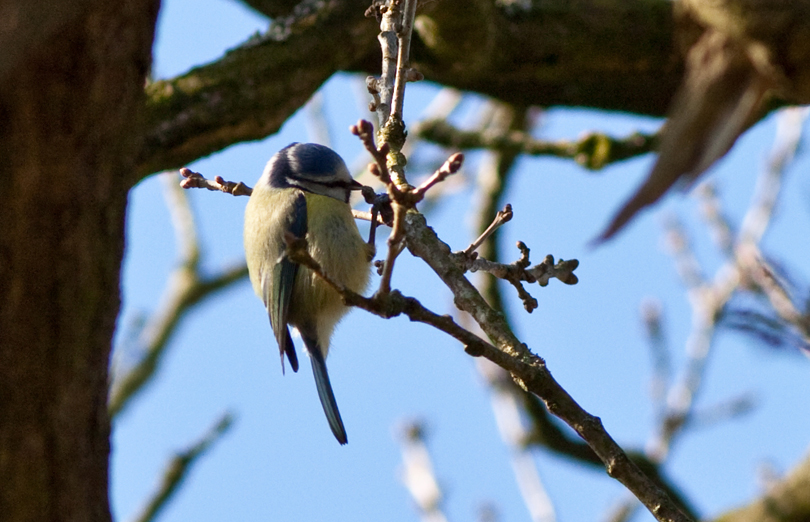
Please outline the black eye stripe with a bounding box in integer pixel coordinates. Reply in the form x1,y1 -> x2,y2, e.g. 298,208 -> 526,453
318,179 -> 354,189
287,175 -> 353,189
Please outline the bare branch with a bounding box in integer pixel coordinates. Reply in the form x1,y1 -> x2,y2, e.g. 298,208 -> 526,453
647,108 -> 808,462
413,119 -> 659,171
479,361 -> 558,522
351,118 -> 459,296
411,152 -> 464,201
132,1 -> 709,180
467,106 -> 559,522
696,183 -> 735,258
351,119 -> 393,184
402,211 -> 693,522
397,421 -> 449,522
283,212 -> 689,521
377,216 -> 406,295
391,0 -> 422,121
179,168 -> 252,196
352,209 -> 387,224
134,0 -> 378,179
464,204 -> 513,257
662,217 -> 707,291
688,394 -> 757,430
128,413 -> 234,522
109,174 -> 249,417
180,166 -> 380,223
740,107 -> 808,244
271,99 -> 684,520
366,0 -> 397,125
735,244 -> 810,349
458,246 -> 578,313
368,0 -> 420,191
640,298 -> 672,416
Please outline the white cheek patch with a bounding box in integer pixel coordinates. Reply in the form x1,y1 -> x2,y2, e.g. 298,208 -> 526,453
259,156 -> 281,186
287,152 -> 301,172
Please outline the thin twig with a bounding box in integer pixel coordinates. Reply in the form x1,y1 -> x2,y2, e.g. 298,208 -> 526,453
411,152 -> 464,202
687,393 -> 756,429
397,420 -> 449,522
283,222 -> 692,522
352,119 -> 465,295
180,164 -> 380,223
402,211 -> 693,522
479,361 -> 557,522
648,107 -> 807,462
696,183 -> 735,258
375,196 -> 406,294
352,209 -> 387,224
740,107 -> 808,244
414,119 -> 659,171
391,0 -> 421,121
464,251 -> 579,288
179,168 -> 252,196
468,106 -> 557,522
109,173 -> 249,417
360,0 -> 437,295
736,244 -> 810,348
371,0 -> 419,191
464,205 -> 514,256
351,119 -> 406,294
640,298 -> 672,417
366,0 -> 400,125
128,413 -> 234,522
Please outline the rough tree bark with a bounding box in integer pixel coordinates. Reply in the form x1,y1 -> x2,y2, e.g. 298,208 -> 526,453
1,0 -> 808,521
0,1 -> 159,521
136,0 -> 681,178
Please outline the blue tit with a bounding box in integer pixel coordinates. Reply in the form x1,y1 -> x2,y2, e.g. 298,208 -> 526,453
244,142 -> 372,445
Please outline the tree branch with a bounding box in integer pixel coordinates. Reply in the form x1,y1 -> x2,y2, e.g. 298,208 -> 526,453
134,0 -> 378,180
403,210 -> 692,522
414,119 -> 659,171
278,207 -> 690,522
397,421 -> 449,522
109,174 -> 249,418
129,413 -> 234,522
134,0 -> 683,180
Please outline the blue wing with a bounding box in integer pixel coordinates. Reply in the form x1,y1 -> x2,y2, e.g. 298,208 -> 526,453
265,191 -> 307,374
302,334 -> 348,445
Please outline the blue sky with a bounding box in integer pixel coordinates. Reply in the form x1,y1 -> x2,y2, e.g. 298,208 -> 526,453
111,1 -> 810,521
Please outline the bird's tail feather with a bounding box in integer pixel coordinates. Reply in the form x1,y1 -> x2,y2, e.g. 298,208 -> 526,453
303,337 -> 348,445
281,328 -> 299,374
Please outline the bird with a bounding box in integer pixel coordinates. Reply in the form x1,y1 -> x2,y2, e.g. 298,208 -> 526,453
597,0 -> 810,242
244,142 -> 372,444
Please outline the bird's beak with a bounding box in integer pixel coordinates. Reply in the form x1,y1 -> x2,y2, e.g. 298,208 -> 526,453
350,179 -> 365,190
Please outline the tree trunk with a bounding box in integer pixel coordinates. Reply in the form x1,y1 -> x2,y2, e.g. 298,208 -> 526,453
0,2 -> 159,521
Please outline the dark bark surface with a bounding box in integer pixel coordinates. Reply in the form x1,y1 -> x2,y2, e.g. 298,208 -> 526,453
0,1 -> 159,521
2,1 -> 809,521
